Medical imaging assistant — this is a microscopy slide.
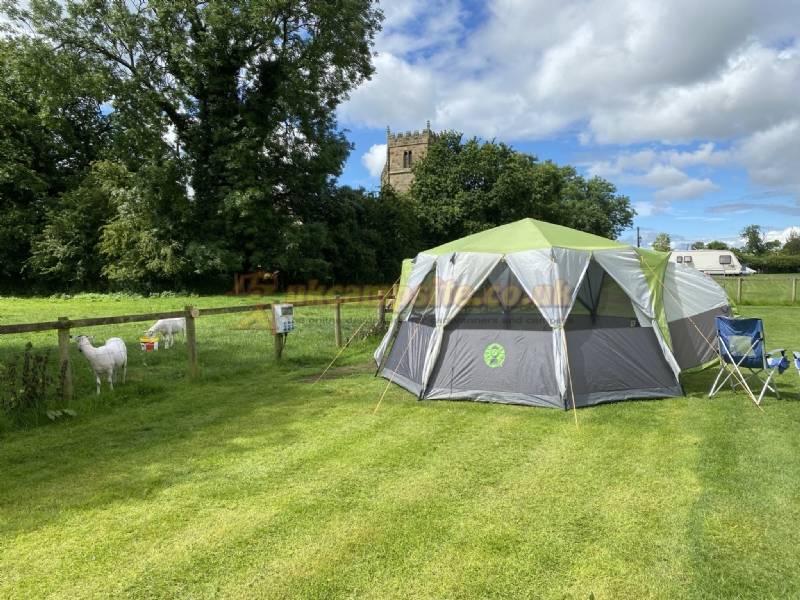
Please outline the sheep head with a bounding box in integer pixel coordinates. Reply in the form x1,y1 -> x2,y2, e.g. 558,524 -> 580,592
70,335 -> 96,353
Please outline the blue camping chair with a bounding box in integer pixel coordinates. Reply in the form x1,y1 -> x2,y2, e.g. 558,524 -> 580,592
709,317 -> 789,405
792,352 -> 800,397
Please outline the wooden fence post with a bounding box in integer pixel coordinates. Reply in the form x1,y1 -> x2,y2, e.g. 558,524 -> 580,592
274,333 -> 284,361
793,278 -> 797,303
377,290 -> 386,327
57,317 -> 72,400
334,295 -> 342,347
185,305 -> 198,379
737,278 -> 743,303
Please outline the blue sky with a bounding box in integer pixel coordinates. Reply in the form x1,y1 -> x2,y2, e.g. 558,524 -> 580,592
335,0 -> 800,249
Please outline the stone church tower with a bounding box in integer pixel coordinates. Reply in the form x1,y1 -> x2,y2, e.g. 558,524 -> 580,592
380,121 -> 438,192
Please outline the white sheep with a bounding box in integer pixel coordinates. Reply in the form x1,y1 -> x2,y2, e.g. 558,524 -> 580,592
145,318 -> 186,349
71,335 -> 128,395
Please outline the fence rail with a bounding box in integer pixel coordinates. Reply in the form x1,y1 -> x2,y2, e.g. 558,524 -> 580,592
0,292 -> 394,400
712,276 -> 799,304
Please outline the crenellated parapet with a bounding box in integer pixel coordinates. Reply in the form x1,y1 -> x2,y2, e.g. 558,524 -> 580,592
386,121 -> 438,147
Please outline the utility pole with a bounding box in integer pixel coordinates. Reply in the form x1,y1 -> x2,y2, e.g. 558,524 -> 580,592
637,227 -> 641,248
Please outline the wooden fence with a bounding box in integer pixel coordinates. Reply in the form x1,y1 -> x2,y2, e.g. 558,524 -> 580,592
712,277 -> 800,303
0,292 -> 394,399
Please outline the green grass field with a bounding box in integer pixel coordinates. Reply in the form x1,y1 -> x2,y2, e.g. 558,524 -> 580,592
2,295 -> 800,599
714,273 -> 800,305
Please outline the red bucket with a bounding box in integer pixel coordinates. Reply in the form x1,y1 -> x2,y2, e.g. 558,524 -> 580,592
140,337 -> 159,351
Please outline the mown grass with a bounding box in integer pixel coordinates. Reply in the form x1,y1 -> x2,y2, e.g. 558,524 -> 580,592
2,296 -> 800,599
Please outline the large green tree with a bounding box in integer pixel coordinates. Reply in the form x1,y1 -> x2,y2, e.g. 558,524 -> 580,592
278,185 -> 420,284
0,37 -> 110,286
4,0 -> 382,283
407,132 -> 634,248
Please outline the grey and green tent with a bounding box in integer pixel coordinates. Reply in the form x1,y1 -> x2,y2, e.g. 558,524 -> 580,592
374,218 -> 731,408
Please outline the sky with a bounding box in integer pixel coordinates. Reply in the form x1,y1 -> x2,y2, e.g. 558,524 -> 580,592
335,0 -> 800,249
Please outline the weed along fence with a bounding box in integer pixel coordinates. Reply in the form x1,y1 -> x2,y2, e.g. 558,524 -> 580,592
0,291 -> 394,401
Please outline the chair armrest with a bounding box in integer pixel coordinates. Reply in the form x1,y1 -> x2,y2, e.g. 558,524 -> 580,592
767,348 -> 786,357
793,351 -> 800,360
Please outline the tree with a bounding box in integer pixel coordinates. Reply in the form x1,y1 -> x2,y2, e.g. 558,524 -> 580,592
781,229 -> 800,255
0,38 -> 110,286
706,240 -> 728,250
691,241 -> 705,250
277,185 -> 420,284
740,225 -> 768,255
5,0 -> 383,281
652,233 -> 672,252
27,163 -> 117,288
559,169 -> 636,240
407,131 -> 634,248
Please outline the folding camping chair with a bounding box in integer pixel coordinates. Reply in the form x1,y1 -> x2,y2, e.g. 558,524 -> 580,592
709,317 -> 789,405
792,352 -> 800,398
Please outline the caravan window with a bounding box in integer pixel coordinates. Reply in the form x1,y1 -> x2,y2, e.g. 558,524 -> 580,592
676,256 -> 683,263
719,255 -> 732,265
683,256 -> 692,262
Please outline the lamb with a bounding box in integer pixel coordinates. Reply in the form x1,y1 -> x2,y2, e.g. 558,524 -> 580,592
71,335 -> 127,395
145,318 -> 186,349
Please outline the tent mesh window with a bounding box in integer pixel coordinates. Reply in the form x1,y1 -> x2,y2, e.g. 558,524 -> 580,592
454,263 -> 549,331
405,269 -> 438,326
567,260 -> 641,330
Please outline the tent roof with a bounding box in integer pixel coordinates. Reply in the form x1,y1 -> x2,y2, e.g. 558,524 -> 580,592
424,218 -> 629,255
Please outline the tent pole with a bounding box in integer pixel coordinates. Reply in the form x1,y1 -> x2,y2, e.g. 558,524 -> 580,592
561,326 -> 579,429
553,254 -> 579,428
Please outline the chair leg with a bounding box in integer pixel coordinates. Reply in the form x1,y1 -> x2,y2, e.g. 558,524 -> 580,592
757,370 -> 779,405
796,368 -> 800,399
710,364 -> 731,397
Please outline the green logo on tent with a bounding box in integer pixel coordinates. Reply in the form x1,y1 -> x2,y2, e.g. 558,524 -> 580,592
484,343 -> 506,368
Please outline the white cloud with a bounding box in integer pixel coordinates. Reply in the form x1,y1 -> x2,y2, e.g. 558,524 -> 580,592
587,41 -> 800,144
338,53 -> 436,130
632,202 -> 657,217
653,178 -> 721,201
586,149 -> 723,202
737,120 -> 800,196
764,225 -> 800,243
636,165 -> 692,189
361,144 -> 387,178
339,0 -> 800,195
664,143 -> 731,169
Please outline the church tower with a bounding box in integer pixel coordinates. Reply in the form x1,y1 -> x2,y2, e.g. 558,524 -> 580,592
380,121 -> 438,192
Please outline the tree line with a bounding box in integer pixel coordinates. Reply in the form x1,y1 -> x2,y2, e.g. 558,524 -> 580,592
652,226 -> 800,273
0,0 -> 634,294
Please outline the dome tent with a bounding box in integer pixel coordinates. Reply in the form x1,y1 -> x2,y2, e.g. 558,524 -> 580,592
374,219 -> 731,409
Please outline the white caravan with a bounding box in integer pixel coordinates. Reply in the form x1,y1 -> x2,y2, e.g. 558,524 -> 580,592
668,250 -> 753,276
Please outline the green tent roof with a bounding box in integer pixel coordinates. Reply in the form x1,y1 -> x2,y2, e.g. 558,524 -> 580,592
424,219 -> 629,255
